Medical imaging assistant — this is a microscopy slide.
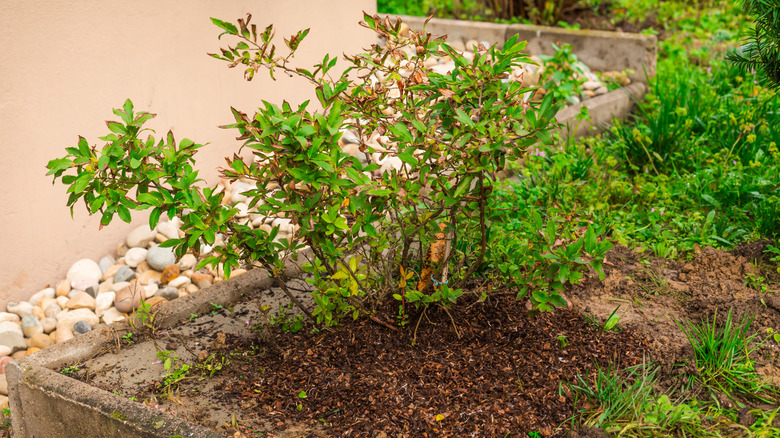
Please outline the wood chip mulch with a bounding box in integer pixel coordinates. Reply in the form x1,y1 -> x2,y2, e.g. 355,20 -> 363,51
208,294 -> 651,437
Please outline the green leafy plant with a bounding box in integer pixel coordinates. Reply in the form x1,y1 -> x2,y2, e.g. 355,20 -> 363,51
603,305 -> 621,331
557,334 -> 569,349
59,364 -> 81,376
47,13 -> 562,326
196,353 -> 231,379
727,0 -> 780,90
155,350 -> 192,398
538,43 -> 588,105
122,332 -> 134,345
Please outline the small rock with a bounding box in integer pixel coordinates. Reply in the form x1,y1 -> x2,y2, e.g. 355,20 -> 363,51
56,308 -> 100,332
98,280 -> 114,294
144,283 -> 159,298
66,259 -> 103,285
73,320 -> 92,335
231,181 -> 255,203
582,80 -> 601,90
55,296 -> 69,308
116,242 -> 129,257
144,296 -> 168,308
6,302 -> 34,318
25,348 -> 40,356
68,278 -> 98,296
0,375 -> 7,395
156,287 -> 180,301
95,292 -> 115,316
114,281 -> 147,313
101,308 -> 126,325
136,261 -> 151,274
102,264 -> 122,281
146,245 -> 176,271
113,265 -> 136,283
139,269 -> 163,286
177,254 -> 197,270
155,220 -> 181,240
127,225 -> 157,248
10,351 -> 25,360
40,317 -> 56,333
66,292 -> 97,311
111,281 -> 130,293
29,332 -> 54,349
0,314 -> 18,325
85,284 -> 99,298
0,346 -> 10,358
595,86 -> 609,95
28,288 -> 55,307
98,256 -> 116,274
160,265 -> 180,285
185,284 -> 199,294
191,272 -> 214,288
21,316 -> 42,337
32,306 -> 45,320
230,268 -> 247,277
0,323 -> 26,354
124,247 -> 148,268
168,276 -> 191,288
44,303 -> 62,318
235,202 -> 250,218
54,325 -> 74,343
55,279 -> 71,297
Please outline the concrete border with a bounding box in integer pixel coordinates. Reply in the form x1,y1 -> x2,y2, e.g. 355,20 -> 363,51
396,15 -> 655,138
397,15 -> 657,84
7,256 -> 305,438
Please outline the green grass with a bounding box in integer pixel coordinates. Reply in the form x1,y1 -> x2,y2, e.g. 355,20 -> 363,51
675,309 -> 778,405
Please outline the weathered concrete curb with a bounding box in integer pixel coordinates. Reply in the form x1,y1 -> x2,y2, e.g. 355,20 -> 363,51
7,256 -> 306,438
397,15 -> 655,138
398,15 -> 657,84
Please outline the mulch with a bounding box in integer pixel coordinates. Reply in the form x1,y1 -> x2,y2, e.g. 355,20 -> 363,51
205,293 -> 651,437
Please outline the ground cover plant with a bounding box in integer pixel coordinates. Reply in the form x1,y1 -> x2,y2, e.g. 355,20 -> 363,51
42,0 -> 780,436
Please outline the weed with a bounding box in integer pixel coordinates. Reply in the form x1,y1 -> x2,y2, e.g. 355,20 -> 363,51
59,364 -> 80,376
675,309 -> 778,405
603,306 -> 621,332
122,332 -> 134,345
196,353 -> 230,379
557,334 -> 569,349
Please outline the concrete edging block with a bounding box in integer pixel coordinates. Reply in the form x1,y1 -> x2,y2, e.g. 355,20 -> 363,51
394,14 -> 655,138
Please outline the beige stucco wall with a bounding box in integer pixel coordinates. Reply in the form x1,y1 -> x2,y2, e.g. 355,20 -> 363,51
0,0 -> 376,309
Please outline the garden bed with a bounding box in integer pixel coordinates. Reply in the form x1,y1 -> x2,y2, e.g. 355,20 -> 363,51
8,243 -> 780,437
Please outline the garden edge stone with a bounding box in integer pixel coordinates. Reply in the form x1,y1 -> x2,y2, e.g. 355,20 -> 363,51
7,253 -> 308,438
396,15 -> 657,84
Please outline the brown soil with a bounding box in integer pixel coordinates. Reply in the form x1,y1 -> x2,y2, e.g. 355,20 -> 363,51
68,243 -> 780,437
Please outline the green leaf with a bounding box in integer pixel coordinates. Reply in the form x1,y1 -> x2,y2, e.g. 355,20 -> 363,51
149,208 -> 163,229
122,99 -> 134,122
137,192 -> 161,207
454,108 -> 474,127
117,205 -> 132,223
46,158 -> 72,175
107,121 -> 127,135
367,189 -> 392,196
210,18 -> 238,35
